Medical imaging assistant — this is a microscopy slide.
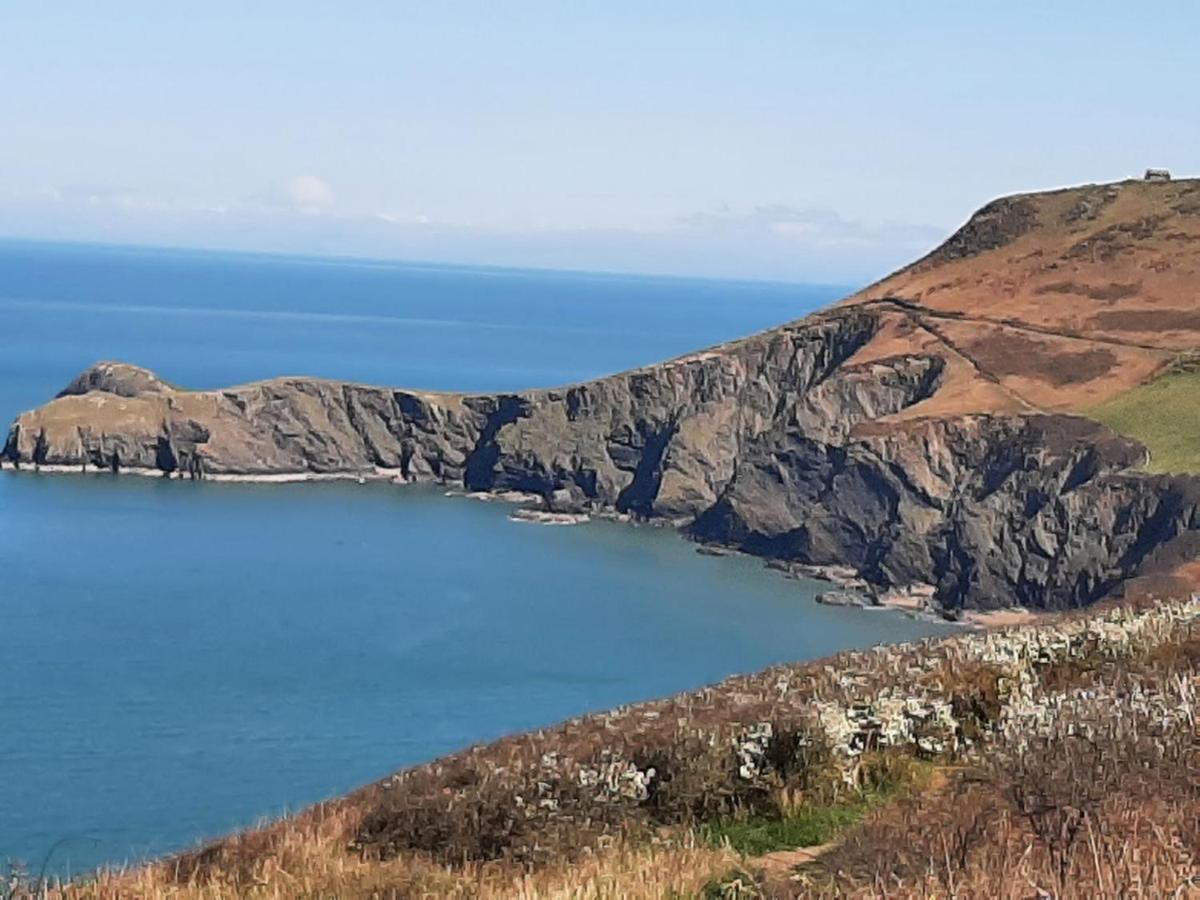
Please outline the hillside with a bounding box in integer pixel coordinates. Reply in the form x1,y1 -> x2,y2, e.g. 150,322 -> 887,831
6,177 -> 1200,613
840,177 -> 1200,418
23,595 -> 1200,898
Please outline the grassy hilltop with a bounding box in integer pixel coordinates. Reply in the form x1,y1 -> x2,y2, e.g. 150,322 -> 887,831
844,176 -> 1200,478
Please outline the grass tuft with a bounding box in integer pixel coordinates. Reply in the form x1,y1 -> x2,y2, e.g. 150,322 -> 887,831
699,753 -> 931,856
700,801 -> 870,856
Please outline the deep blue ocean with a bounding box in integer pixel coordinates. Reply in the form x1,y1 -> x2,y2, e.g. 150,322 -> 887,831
0,239 -> 947,876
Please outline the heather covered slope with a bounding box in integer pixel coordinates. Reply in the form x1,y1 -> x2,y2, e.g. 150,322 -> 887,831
6,178 -> 1200,611
33,596 -> 1200,899
842,177 -> 1200,417
853,178 -> 1200,354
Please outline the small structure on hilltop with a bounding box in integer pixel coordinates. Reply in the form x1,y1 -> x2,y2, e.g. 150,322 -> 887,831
1144,168 -> 1172,182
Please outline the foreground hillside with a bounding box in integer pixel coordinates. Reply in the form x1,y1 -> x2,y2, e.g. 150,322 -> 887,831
6,177 -> 1200,612
22,595 -> 1198,898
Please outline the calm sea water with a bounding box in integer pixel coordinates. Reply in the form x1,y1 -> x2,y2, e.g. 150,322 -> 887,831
0,240 -> 947,875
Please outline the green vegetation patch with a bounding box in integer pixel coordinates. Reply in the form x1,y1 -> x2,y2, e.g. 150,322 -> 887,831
699,756 -> 932,857
699,798 -> 876,855
1087,365 -> 1200,474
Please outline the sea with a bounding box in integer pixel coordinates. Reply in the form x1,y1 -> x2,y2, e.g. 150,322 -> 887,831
0,239 -> 949,876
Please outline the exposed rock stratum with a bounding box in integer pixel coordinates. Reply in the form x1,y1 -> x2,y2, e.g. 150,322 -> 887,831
8,178 -> 1200,611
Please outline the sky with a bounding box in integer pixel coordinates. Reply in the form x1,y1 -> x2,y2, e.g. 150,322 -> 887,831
1,2 -> 1197,284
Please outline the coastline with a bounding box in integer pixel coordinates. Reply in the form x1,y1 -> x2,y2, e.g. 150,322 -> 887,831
961,607 -> 1039,628
0,460 -> 415,484
0,461 -> 1048,630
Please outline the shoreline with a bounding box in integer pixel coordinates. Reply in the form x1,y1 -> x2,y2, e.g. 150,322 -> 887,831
0,460 -> 415,484
961,607 -> 1039,628
2,461 -> 1041,629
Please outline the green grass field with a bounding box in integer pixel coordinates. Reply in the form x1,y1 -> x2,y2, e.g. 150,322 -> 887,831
1087,367 -> 1200,474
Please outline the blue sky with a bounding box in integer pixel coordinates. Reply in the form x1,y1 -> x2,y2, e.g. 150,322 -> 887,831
1,2 -> 1196,283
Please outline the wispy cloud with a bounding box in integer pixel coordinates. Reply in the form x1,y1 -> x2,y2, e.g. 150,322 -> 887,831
375,210 -> 433,226
678,204 -> 942,252
40,175 -> 339,219
5,186 -> 942,284
52,184 -> 170,211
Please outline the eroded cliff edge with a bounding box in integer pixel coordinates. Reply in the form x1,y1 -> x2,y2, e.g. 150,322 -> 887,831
7,178 -> 1200,613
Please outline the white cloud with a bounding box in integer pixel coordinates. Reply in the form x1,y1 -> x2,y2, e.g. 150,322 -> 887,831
238,175 -> 336,215
282,175 -> 335,214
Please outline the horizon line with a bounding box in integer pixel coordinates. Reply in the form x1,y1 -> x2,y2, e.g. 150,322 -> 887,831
0,233 -> 860,294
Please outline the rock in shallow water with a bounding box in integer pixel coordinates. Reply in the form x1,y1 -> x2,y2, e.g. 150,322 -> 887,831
815,590 -> 868,608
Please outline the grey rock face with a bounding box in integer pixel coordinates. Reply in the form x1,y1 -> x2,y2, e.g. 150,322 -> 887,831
814,590 -> 868,607
56,361 -> 173,399
5,307 -> 1198,612
692,413 -> 1200,611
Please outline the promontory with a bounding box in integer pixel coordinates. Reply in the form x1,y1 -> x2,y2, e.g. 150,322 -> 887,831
7,177 -> 1200,613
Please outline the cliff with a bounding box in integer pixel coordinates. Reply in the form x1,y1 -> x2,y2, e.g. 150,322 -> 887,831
7,177 -> 1200,611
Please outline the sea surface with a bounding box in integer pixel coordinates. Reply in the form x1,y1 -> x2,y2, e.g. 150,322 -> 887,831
0,239 -> 948,875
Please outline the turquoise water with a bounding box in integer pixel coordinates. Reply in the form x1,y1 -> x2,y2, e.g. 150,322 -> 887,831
0,240 -> 946,875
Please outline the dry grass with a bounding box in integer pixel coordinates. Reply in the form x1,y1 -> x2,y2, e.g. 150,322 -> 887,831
48,834 -> 737,899
815,642 -> 1199,897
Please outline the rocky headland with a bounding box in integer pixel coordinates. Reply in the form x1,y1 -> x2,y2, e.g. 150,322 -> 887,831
7,177 -> 1200,613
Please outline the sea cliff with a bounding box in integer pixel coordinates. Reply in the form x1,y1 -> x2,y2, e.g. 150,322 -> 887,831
8,177 -> 1200,612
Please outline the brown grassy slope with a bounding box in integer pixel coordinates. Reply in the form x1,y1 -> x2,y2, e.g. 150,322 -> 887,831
837,177 -> 1200,419
832,177 -> 1200,601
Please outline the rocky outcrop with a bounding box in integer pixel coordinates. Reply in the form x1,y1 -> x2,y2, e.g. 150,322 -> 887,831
6,303 -> 1197,613
8,179 -> 1200,613
914,196 -> 1039,269
692,414 -> 1200,610
56,361 -> 174,399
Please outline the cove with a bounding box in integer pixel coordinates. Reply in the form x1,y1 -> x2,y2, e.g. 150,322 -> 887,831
0,240 -> 949,874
